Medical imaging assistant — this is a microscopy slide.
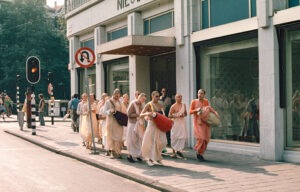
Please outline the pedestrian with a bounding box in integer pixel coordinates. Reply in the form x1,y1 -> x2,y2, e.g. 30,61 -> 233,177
122,93 -> 130,144
0,99 -> 6,121
189,89 -> 219,161
126,93 -> 147,163
38,94 -> 45,126
104,88 -> 126,158
96,93 -> 108,144
70,94 -> 80,132
90,94 -> 99,143
168,93 -> 187,158
77,93 -> 92,149
134,90 -> 141,100
4,95 -> 13,117
159,88 -> 172,147
140,91 -> 167,166
98,94 -> 110,154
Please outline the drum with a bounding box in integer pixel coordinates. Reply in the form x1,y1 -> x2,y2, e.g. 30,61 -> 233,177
152,112 -> 173,132
200,106 -> 220,127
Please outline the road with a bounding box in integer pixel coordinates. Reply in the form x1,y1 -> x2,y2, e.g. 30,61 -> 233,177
0,126 -> 158,192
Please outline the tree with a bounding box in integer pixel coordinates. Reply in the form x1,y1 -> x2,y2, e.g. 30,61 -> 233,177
0,0 -> 69,104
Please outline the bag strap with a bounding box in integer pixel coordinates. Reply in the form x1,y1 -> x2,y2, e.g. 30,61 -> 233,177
109,99 -> 116,110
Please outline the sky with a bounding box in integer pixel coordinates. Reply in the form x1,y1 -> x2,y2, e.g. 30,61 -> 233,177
46,0 -> 64,8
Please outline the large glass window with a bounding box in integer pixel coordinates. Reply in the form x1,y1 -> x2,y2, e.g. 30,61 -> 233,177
144,11 -> 174,35
80,39 -> 94,51
284,26 -> 300,147
195,32 -> 259,143
201,0 -> 256,29
107,27 -> 128,42
288,0 -> 300,8
104,57 -> 129,95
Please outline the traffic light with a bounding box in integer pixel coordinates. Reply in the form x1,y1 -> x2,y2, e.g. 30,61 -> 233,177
48,72 -> 53,82
26,56 -> 40,84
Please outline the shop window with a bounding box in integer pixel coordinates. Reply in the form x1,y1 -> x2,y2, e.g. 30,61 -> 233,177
144,11 -> 174,35
80,39 -> 94,51
107,27 -> 128,42
288,0 -> 300,8
201,0 -> 256,29
104,57 -> 129,95
282,25 -> 300,147
195,32 -> 259,143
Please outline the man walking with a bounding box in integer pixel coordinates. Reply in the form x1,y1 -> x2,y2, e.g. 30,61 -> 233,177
70,94 -> 80,132
189,89 -> 219,161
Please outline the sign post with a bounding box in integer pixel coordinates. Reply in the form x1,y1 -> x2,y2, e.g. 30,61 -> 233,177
75,47 -> 98,155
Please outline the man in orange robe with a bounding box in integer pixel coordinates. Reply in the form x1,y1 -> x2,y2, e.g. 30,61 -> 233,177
190,89 -> 219,161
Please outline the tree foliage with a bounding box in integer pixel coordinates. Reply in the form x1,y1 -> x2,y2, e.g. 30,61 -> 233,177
0,0 -> 69,102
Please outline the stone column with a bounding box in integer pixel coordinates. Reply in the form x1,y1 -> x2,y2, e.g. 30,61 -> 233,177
69,36 -> 80,96
95,26 -> 106,100
258,0 -> 284,161
127,12 -> 148,99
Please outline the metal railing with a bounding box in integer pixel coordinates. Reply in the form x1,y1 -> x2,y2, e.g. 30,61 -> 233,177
65,0 -> 92,13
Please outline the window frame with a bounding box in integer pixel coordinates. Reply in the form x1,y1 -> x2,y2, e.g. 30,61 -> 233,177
107,26 -> 128,42
200,0 -> 256,29
143,10 -> 174,35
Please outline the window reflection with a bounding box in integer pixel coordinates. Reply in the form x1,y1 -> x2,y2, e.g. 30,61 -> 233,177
198,37 -> 259,143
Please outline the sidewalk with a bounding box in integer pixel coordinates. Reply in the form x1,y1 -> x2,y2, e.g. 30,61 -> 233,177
2,116 -> 300,192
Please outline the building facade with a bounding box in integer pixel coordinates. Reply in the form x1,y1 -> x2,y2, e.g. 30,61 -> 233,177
65,0 -> 300,163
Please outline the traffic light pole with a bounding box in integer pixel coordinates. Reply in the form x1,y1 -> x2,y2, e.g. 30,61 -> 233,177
50,84 -> 54,125
26,87 -> 32,128
31,85 -> 36,135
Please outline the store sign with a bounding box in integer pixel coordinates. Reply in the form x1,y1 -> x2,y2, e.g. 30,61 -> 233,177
117,0 -> 141,10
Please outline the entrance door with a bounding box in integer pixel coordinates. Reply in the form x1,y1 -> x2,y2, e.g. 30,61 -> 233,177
150,53 -> 176,100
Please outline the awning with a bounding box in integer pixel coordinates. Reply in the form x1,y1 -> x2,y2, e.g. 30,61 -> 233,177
97,35 -> 175,56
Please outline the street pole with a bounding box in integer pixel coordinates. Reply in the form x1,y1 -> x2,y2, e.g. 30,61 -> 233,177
85,68 -> 98,154
16,75 -> 20,112
48,72 -> 54,125
50,84 -> 54,125
16,74 -> 24,131
31,85 -> 36,135
26,87 -> 32,128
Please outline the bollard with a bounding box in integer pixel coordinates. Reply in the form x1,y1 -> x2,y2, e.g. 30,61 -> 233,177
18,111 -> 24,131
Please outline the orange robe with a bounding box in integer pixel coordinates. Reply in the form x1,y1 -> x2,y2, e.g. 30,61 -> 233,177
190,99 -> 211,155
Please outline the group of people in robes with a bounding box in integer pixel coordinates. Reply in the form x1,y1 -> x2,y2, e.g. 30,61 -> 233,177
76,87 -> 218,166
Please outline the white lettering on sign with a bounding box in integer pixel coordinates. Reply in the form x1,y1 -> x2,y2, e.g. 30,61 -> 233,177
117,0 -> 141,10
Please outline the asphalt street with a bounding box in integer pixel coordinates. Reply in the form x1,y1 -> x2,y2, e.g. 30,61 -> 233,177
0,126 -> 158,192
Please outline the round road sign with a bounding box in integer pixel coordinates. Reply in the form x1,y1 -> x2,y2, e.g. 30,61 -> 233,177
75,47 -> 96,68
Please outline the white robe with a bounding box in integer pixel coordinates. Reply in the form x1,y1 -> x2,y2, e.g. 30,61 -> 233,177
126,101 -> 145,158
171,104 -> 187,151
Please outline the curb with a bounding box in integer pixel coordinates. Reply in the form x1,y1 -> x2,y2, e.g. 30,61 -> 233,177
4,130 -> 186,192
